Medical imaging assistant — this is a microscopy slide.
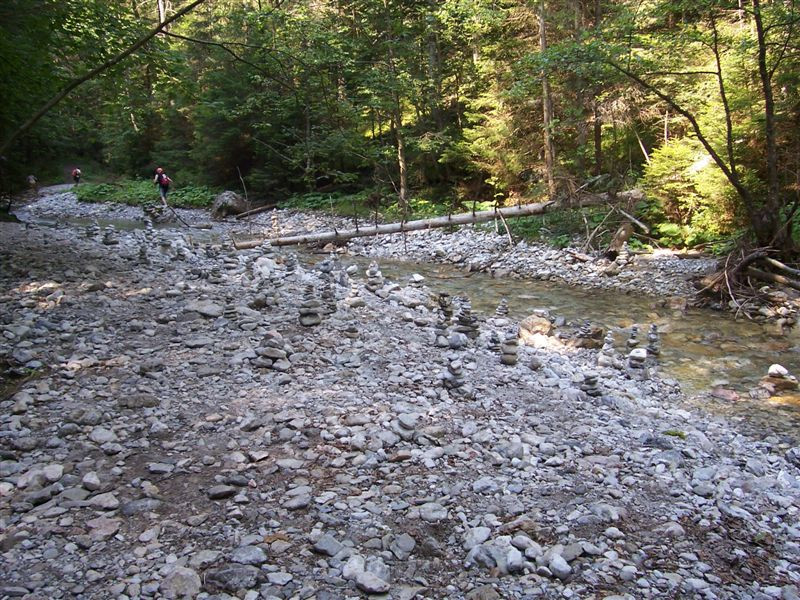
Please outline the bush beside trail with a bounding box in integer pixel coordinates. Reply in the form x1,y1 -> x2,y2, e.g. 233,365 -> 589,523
75,179 -> 216,209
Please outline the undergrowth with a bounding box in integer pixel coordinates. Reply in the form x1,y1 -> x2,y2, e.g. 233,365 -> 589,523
76,179 -> 216,208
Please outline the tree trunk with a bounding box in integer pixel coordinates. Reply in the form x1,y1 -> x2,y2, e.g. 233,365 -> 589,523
592,0 -> 603,176
752,0 -> 792,252
540,0 -> 557,198
387,43 -> 408,211
233,201 -> 554,249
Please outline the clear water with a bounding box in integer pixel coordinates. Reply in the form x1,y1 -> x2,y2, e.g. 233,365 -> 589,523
337,257 -> 800,398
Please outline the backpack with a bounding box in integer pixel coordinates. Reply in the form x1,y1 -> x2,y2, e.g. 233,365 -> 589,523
160,174 -> 171,186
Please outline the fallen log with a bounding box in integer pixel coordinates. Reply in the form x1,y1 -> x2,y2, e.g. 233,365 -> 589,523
747,267 -> 800,292
235,203 -> 278,220
233,201 -> 555,249
763,256 -> 800,278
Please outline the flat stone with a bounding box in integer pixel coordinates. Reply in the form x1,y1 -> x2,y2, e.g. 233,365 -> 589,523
120,498 -> 162,515
419,502 -> 448,522
89,492 -> 119,510
207,485 -> 237,500
159,567 -> 201,599
88,427 -> 117,444
231,545 -> 267,565
148,462 -> 174,474
185,336 -> 214,348
85,516 -> 121,541
313,534 -> 343,557
186,300 -> 224,318
204,564 -> 264,593
267,572 -> 293,586
355,571 -> 390,594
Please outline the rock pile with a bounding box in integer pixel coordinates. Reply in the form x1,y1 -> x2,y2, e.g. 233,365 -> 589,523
500,331 -> 519,365
252,330 -> 293,371
298,284 -> 322,326
365,261 -> 384,294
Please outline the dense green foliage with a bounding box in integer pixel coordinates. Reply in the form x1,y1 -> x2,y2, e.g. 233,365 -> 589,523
76,180 -> 215,208
2,0 -> 799,252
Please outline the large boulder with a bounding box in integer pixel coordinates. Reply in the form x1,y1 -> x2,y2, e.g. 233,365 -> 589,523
211,191 -> 248,219
518,313 -> 555,347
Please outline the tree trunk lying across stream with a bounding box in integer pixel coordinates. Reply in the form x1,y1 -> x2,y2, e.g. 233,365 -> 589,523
233,201 -> 555,249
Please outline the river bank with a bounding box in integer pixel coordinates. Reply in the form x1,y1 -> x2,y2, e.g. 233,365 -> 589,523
2,189 -> 800,599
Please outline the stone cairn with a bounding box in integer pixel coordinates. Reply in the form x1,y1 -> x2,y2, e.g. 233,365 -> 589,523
101,225 -> 119,246
249,275 -> 277,310
627,325 -> 640,349
434,316 -> 450,348
627,347 -> 648,372
271,211 -> 280,235
495,298 -> 509,318
442,354 -> 466,392
223,297 -> 238,325
615,242 -> 632,266
344,281 -> 365,309
298,284 -> 322,327
320,278 -> 336,315
261,239 -> 275,254
408,273 -> 425,288
318,255 -> 334,278
335,267 -> 350,289
597,332 -> 617,367
85,221 -> 101,240
285,253 -> 298,274
252,331 -> 293,371
438,292 -> 454,324
646,324 -> 661,356
365,262 -> 384,294
454,299 -> 480,340
487,330 -> 502,353
206,266 -> 224,285
500,330 -> 519,366
343,322 -> 359,339
580,371 -> 602,397
138,241 -> 149,264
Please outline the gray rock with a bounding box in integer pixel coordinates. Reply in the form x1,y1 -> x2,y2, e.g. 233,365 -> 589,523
207,485 -> 237,500
313,534 -> 343,557
419,502 -> 448,522
549,554 -> 571,580
204,564 -> 265,593
231,545 -> 267,565
355,571 -> 390,594
159,567 -> 201,599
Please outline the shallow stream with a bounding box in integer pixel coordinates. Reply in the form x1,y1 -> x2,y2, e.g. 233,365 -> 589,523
16,206 -> 800,428
341,257 -> 800,399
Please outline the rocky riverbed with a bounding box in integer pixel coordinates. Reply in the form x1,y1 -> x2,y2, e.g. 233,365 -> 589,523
2,189 -> 800,600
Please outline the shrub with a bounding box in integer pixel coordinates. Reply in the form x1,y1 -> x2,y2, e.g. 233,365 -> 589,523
642,138 -> 742,247
76,179 -> 215,208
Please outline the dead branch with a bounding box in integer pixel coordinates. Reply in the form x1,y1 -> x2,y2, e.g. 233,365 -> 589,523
747,267 -> 800,291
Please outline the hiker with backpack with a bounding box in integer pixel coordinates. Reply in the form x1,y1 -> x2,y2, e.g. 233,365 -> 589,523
153,167 -> 171,202
71,168 -> 81,185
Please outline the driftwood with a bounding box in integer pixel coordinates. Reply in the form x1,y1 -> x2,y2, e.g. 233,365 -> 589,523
233,202 -> 554,249
763,256 -> 800,278
606,222 -> 634,256
747,267 -> 800,292
235,203 -> 278,220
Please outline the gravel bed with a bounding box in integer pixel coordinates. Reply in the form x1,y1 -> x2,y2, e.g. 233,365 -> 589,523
1,189 -> 799,599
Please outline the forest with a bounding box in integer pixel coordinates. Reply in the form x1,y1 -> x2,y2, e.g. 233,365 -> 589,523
2,0 -> 799,256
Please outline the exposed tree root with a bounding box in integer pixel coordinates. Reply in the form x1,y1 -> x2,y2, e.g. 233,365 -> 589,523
694,246 -> 800,318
